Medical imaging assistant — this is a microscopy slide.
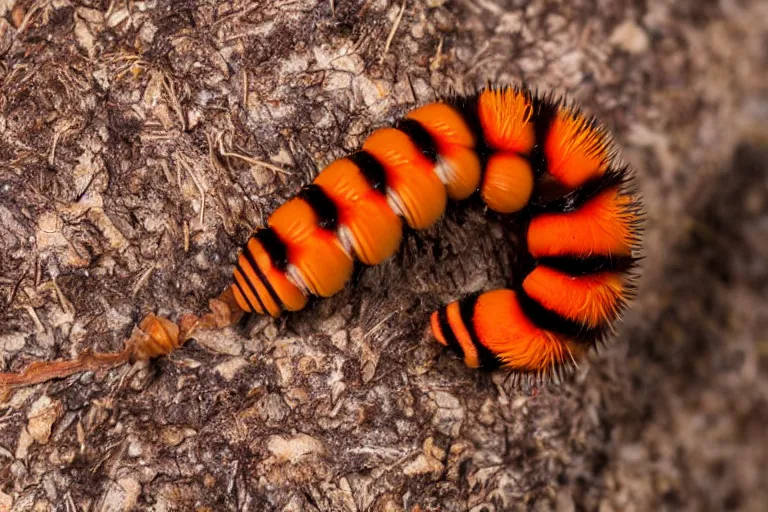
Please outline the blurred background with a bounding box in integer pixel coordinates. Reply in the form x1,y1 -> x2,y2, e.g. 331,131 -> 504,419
0,0 -> 766,510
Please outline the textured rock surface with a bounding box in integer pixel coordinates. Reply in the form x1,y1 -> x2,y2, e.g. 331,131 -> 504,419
1,0 -> 767,510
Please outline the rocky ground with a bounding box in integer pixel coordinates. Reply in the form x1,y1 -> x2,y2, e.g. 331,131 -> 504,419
1,0 -> 767,510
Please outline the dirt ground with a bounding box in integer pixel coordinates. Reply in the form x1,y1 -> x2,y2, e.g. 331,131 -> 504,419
1,0 -> 767,510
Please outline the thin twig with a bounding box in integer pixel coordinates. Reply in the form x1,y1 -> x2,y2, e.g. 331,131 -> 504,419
380,1 -> 406,65
176,154 -> 206,226
206,131 -> 225,173
365,309 -> 400,339
212,3 -> 262,28
162,72 -> 186,131
104,0 -> 116,20
221,150 -> 290,175
25,305 -> 45,332
217,134 -> 290,175
48,121 -> 73,168
242,70 -> 248,108
15,0 -> 44,36
222,28 -> 272,43
51,277 -> 75,315
183,221 -> 190,252
132,263 -> 156,297
430,37 -> 444,71
6,266 -> 28,308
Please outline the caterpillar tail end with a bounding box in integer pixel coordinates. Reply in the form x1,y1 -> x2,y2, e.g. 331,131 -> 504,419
0,287 -> 246,399
132,286 -> 247,362
177,286 -> 246,343
0,347 -> 130,402
129,286 -> 247,361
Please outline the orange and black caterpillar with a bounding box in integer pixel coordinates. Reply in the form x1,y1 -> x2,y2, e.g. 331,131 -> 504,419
0,85 -> 641,395
230,85 -> 642,379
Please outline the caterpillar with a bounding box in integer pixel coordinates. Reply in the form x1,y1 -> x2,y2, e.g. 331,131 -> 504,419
230,85 -> 642,379
0,85 -> 641,395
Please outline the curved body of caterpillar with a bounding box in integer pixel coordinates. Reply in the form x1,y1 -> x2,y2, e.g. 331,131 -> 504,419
231,86 -> 642,379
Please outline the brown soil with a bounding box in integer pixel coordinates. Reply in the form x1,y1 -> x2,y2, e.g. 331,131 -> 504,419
1,0 -> 767,510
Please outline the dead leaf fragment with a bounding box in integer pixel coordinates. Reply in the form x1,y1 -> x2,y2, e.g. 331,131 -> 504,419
267,434 -> 326,463
214,356 -> 248,381
403,438 -> 445,477
27,395 -> 63,444
160,426 -> 197,447
97,476 -> 141,512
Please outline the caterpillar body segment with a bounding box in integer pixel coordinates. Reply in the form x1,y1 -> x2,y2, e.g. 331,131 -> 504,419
313,158 -> 403,265
232,85 -> 643,379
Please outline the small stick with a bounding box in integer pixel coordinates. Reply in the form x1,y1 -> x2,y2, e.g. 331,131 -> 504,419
132,263 -> 157,298
380,1 -> 406,65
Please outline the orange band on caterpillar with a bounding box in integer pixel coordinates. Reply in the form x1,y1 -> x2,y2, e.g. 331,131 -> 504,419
231,85 -> 643,381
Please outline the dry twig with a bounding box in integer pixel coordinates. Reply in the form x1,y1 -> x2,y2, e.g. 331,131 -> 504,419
380,1 -> 407,65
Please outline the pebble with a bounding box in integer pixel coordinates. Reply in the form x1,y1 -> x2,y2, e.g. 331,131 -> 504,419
26,396 -> 63,445
160,426 -> 197,447
403,438 -> 444,477
267,434 -> 326,463
194,329 -> 243,356
0,332 -> 26,353
431,391 -> 464,437
97,476 -> 141,512
0,491 -> 11,510
127,438 -> 143,458
609,20 -> 650,54
214,357 -> 249,381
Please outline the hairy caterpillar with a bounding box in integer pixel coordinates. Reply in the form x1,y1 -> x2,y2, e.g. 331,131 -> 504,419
230,85 -> 642,380
0,85 -> 641,395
